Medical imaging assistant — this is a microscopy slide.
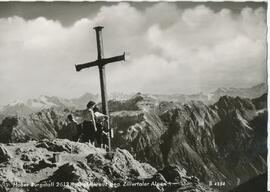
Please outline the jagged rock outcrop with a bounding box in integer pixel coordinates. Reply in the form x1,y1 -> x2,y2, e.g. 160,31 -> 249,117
0,108 -> 68,142
109,94 -> 267,190
252,93 -> 267,110
111,109 -> 166,167
0,139 -> 216,192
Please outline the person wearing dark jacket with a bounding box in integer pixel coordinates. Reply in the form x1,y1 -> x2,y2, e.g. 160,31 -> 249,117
59,114 -> 79,141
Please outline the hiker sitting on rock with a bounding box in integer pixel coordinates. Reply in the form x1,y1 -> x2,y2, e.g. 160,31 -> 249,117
79,101 -> 97,145
93,106 -> 109,149
59,114 -> 79,141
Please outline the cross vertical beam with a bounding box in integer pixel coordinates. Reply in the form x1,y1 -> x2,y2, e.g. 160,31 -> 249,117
94,26 -> 111,151
75,26 -> 125,152
94,27 -> 108,115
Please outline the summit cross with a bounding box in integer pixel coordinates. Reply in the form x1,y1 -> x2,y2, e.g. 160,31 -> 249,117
75,26 -> 125,152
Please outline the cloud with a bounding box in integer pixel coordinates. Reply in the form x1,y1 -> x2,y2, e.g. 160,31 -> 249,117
0,3 -> 267,105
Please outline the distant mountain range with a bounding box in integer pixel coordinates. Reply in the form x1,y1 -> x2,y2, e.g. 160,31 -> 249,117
0,93 -> 98,118
153,83 -> 267,104
0,83 -> 266,119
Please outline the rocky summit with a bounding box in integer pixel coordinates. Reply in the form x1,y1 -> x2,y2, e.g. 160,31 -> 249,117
0,139 -> 216,192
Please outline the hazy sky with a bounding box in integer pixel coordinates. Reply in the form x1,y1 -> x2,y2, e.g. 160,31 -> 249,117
0,2 -> 267,105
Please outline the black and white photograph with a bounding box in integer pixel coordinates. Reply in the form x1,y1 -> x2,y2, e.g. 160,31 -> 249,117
0,1 -> 267,192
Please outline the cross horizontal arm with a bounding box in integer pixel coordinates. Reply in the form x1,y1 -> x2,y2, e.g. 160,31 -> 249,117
102,52 -> 125,65
75,52 -> 125,72
75,60 -> 99,72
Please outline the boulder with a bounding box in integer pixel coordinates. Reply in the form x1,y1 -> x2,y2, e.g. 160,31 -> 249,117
23,159 -> 56,173
158,165 -> 185,183
36,140 -> 72,153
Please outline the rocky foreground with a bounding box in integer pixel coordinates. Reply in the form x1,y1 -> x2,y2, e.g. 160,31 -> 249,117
0,139 -> 217,192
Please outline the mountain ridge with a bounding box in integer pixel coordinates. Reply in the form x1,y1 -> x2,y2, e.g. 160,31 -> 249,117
0,83 -> 266,117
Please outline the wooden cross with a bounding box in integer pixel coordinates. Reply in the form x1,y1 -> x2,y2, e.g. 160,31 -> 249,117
75,26 -> 125,152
